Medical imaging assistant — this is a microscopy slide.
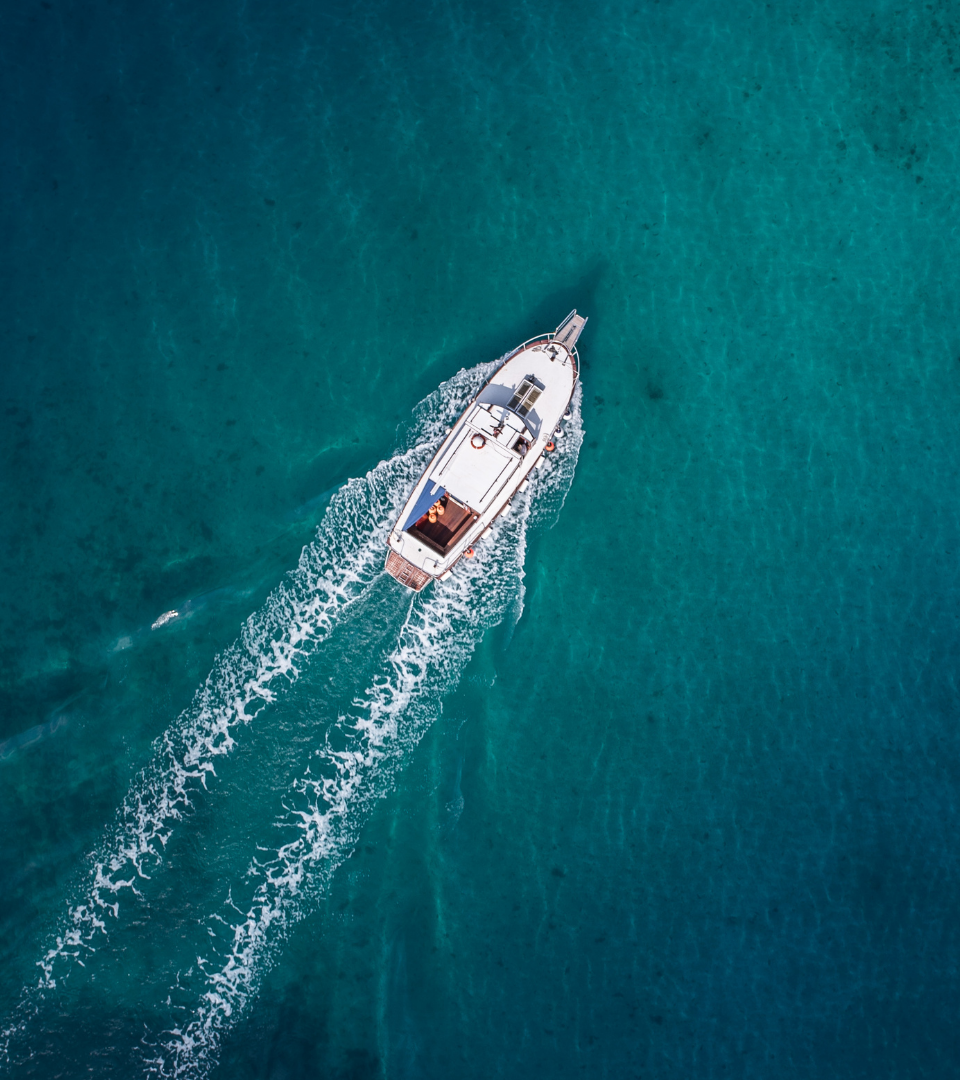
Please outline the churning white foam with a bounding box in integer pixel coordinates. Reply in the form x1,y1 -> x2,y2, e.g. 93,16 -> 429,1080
0,371 -> 582,1075
145,383 -> 583,1079
0,360 -> 498,1063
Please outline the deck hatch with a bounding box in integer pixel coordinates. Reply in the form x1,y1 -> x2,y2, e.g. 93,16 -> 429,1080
507,377 -> 543,417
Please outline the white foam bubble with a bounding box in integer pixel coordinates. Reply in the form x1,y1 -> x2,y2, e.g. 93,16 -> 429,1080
146,516 -> 526,1077
145,387 -> 584,1079
1,367 -> 583,1075
0,360 -> 499,1066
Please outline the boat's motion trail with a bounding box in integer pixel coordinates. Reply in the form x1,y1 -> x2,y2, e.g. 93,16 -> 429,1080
146,384 -> 583,1080
0,360 -> 497,1063
0,365 -> 582,1077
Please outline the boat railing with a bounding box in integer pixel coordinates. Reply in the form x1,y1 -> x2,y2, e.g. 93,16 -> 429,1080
500,333 -> 580,378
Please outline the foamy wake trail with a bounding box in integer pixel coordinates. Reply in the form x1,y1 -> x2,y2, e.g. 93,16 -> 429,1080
146,385 -> 583,1080
0,361 -> 503,1062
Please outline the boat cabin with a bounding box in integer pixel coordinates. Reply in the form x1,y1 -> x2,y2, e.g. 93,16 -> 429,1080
399,395 -> 535,556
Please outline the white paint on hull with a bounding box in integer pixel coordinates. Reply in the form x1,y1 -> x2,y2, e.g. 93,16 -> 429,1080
385,311 -> 585,588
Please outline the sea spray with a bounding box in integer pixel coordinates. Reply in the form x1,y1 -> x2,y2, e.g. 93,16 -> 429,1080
146,386 -> 582,1079
0,359 -> 498,1065
0,371 -> 581,1076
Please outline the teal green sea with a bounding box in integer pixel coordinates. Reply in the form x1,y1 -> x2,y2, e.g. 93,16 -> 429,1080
3,0 -> 960,1076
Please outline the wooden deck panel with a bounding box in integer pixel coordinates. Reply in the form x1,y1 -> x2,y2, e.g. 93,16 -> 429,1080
385,550 -> 432,591
554,310 -> 587,351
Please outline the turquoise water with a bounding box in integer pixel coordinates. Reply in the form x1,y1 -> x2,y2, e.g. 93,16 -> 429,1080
3,0 -> 960,1075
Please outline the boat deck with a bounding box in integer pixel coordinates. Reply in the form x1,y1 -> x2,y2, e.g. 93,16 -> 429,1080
385,551 -> 432,591
385,310 -> 586,591
406,496 -> 477,555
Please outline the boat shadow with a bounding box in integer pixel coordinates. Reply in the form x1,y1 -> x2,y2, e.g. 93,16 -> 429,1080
409,261 -> 608,406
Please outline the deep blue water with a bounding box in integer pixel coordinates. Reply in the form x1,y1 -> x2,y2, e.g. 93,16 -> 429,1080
3,0 -> 960,1076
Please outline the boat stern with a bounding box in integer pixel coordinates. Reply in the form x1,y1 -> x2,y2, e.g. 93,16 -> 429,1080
385,550 -> 433,592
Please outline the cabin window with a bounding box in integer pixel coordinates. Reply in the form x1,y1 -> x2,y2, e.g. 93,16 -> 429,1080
507,377 -> 543,417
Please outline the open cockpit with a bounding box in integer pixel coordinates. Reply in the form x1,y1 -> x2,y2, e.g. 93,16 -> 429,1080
406,493 -> 478,556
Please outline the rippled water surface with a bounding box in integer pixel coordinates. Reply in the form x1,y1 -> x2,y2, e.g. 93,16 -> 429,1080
2,0 -> 960,1076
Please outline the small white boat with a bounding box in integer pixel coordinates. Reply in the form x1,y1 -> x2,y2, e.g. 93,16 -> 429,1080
385,310 -> 587,591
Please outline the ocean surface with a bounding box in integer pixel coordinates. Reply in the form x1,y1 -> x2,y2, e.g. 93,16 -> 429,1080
2,0 -> 960,1076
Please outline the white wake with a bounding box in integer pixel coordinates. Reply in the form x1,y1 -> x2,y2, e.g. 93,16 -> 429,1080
0,361 -> 495,1060
145,385 -> 582,1078
0,365 -> 582,1076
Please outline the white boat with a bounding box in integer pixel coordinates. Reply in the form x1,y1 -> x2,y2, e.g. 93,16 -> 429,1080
385,310 -> 587,591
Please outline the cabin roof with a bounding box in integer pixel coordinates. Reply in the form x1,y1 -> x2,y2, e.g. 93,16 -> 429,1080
433,414 -> 520,509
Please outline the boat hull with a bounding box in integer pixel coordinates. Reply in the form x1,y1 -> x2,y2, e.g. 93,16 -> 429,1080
385,311 -> 586,591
